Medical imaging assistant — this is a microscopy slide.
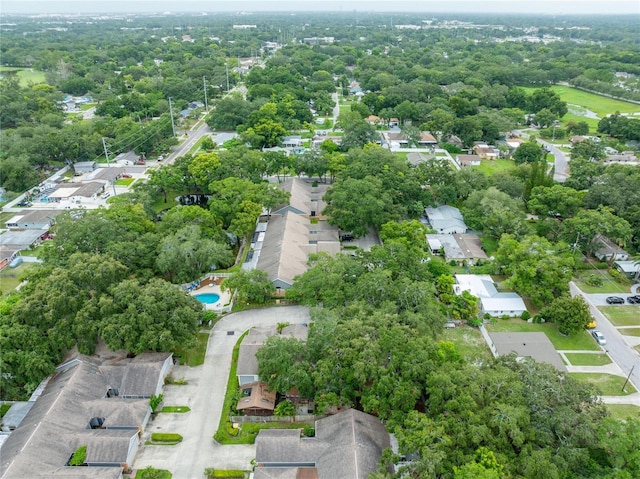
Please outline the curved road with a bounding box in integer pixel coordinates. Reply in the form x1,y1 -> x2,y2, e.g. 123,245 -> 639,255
133,306 -> 311,478
513,130 -> 570,182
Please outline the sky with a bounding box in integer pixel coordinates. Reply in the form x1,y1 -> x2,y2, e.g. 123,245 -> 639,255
1,0 -> 639,15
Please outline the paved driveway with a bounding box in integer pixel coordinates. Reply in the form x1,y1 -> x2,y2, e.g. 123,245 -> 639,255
133,306 -> 311,479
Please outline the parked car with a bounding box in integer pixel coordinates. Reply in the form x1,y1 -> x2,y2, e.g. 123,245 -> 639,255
587,320 -> 596,329
592,330 -> 607,346
627,295 -> 640,305
606,296 -> 625,304
120,174 -> 132,178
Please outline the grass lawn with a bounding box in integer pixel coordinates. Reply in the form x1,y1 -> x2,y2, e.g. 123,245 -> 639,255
618,328 -> 640,337
152,189 -> 182,213
174,332 -> 209,366
606,404 -> 640,421
521,85 -> 640,116
339,104 -> 351,114
0,404 -> 11,418
564,353 -> 612,366
570,373 -> 637,396
559,112 -> 600,132
441,325 -> 492,363
474,158 -> 516,176
573,269 -> 632,294
159,406 -> 191,413
0,263 -> 38,295
598,306 -> 640,327
115,178 -> 135,186
0,67 -> 46,86
486,319 -> 600,351
136,468 -> 172,479
19,244 -> 48,258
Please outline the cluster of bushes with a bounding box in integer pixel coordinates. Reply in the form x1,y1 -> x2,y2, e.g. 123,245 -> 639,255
150,433 -> 183,443
205,469 -> 245,478
68,445 -> 86,466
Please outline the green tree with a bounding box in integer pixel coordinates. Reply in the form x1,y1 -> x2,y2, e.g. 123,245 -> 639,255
221,269 -> 275,305
513,141 -> 543,165
539,296 -> 592,335
528,184 -> 585,218
562,207 -> 632,255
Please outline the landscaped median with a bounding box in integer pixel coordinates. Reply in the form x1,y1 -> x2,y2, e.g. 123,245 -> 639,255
147,433 -> 183,445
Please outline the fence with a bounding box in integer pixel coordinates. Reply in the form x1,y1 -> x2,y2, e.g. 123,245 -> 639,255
230,414 -> 323,424
479,324 -> 499,358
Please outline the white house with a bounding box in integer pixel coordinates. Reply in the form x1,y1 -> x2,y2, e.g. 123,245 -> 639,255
424,205 -> 467,234
454,274 -> 527,318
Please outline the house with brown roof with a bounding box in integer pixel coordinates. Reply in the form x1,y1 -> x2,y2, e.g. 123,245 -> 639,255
455,154 -> 481,167
418,132 -> 438,146
236,382 -> 277,416
472,143 -> 499,160
254,409 -> 391,479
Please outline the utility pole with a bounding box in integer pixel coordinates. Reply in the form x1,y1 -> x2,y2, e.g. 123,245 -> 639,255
225,63 -> 230,93
203,76 -> 208,112
168,97 -> 176,137
102,137 -> 117,196
622,365 -> 635,393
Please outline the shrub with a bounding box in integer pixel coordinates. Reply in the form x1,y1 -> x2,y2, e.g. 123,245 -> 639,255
68,445 -> 86,466
302,425 -> 315,437
274,400 -> 296,417
136,467 -> 172,479
585,274 -> 604,287
149,394 -> 164,412
467,317 -> 483,327
501,314 -> 510,320
608,268 -> 623,282
151,433 -> 183,443
521,311 -> 531,321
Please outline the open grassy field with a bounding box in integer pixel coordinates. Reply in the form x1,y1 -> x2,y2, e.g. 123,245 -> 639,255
0,263 -> 38,295
441,325 -> 492,363
0,67 -> 46,86
564,352 -> 612,366
521,85 -> 640,117
598,306 -> 640,327
474,158 -> 516,176
618,328 -> 640,337
486,319 -> 600,351
570,372 -> 637,396
558,112 -> 600,132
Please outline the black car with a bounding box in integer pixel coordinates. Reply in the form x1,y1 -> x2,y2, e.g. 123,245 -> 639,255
606,296 -> 625,304
627,295 -> 640,305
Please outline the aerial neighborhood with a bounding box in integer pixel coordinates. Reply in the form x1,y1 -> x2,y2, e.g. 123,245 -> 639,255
1,5 -> 640,479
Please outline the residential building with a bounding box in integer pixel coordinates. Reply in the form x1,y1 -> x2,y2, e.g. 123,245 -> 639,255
0,353 -> 172,478
426,234 -> 488,264
593,234 -> 630,262
254,409 -> 391,479
454,274 -> 527,318
418,132 -> 438,146
489,332 -> 567,371
424,205 -> 467,234
472,143 -> 499,159
236,382 -> 276,416
5,210 -> 60,230
455,154 -> 481,167
614,260 -> 640,279
73,161 -> 97,174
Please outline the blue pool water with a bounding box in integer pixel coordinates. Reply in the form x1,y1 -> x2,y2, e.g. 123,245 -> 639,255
194,293 -> 220,304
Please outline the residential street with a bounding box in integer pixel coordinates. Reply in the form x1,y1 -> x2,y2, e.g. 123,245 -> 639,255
538,138 -> 570,183
570,282 -> 640,399
133,306 -> 311,479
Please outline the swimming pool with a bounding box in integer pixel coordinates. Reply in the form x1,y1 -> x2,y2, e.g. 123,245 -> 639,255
194,293 -> 220,304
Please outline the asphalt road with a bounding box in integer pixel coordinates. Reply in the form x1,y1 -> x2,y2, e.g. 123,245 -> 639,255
538,138 -> 569,182
133,306 -> 311,479
570,282 -> 640,393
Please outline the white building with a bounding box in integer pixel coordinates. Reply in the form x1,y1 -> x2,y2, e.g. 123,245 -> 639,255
424,205 -> 467,234
454,274 -> 527,318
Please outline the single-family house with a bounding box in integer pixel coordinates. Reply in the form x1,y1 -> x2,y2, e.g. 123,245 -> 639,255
282,136 -> 304,148
114,151 -> 140,166
472,143 -> 499,160
381,131 -> 409,148
49,182 -> 105,202
74,161 -> 97,174
365,115 -> 382,126
570,135 -> 586,144
254,409 -> 392,479
592,234 -> 630,262
604,151 -> 638,164
614,260 -> 640,279
5,210 -> 60,230
0,353 -> 172,479
418,132 -> 438,146
236,382 -> 277,416
406,152 -> 433,167
454,274 -> 527,318
489,332 -> 567,371
424,206 -> 467,234
426,234 -> 488,264
446,135 -> 464,149
455,154 -> 481,167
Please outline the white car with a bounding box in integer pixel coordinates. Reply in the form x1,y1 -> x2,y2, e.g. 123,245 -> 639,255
592,330 -> 607,346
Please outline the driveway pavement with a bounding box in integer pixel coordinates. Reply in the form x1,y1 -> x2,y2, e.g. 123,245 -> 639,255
133,306 -> 311,479
570,282 -> 640,395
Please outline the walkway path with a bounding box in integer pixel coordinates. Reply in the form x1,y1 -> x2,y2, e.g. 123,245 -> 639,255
133,306 -> 311,479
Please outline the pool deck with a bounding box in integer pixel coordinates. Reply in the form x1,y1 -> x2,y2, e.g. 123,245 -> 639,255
191,283 -> 232,312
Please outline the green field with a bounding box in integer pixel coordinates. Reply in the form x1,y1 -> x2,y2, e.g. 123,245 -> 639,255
441,325 -> 492,363
570,373 -> 637,396
598,306 -> 640,327
474,158 -> 517,176
486,319 -> 600,351
606,404 -> 640,421
522,85 -> 640,117
0,67 -> 46,86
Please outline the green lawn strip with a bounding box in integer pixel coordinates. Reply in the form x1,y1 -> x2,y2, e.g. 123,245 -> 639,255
159,406 -> 191,413
606,404 -> 640,421
618,327 -> 640,337
147,433 -> 183,445
174,332 -> 209,366
598,306 -> 640,327
0,404 -> 11,418
564,353 -> 612,366
135,467 -> 172,479
205,469 -> 246,478
570,373 -> 637,396
115,178 -> 135,186
214,331 -> 248,444
486,319 -> 600,350
520,85 -> 640,116
474,159 -> 517,176
441,326 -> 492,363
